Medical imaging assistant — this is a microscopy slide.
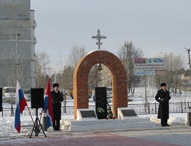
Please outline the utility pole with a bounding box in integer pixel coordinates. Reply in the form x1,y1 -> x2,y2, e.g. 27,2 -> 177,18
185,47 -> 191,78
185,48 -> 191,103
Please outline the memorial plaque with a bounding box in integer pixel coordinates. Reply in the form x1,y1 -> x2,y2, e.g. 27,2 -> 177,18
95,87 -> 107,119
121,109 -> 137,116
77,109 -> 97,120
118,108 -> 137,119
81,110 -> 96,118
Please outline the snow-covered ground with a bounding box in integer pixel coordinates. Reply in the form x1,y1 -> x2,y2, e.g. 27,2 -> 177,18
0,113 -> 188,139
0,87 -> 191,138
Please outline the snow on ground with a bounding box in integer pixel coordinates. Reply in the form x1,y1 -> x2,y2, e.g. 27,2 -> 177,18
0,113 -> 189,139
139,113 -> 187,125
0,87 -> 191,138
0,117 -> 30,138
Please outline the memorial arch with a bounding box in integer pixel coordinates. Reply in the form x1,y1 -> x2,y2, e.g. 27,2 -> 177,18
73,50 -> 128,119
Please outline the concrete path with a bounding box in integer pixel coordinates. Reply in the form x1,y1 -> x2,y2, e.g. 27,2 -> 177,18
0,125 -> 190,146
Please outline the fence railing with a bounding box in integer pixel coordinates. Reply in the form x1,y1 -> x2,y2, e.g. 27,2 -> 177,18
128,101 -> 191,115
1,101 -> 191,117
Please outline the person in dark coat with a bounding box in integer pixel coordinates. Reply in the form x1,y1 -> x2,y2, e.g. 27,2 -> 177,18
51,83 -> 63,131
155,83 -> 171,126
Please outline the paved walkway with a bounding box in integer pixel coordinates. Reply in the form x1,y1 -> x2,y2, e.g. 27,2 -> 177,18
0,125 -> 191,146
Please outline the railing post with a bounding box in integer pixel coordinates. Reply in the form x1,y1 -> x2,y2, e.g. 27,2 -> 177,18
188,101 -> 190,110
63,95 -> 66,113
184,101 -> 187,112
148,102 -> 150,114
181,101 -> 183,113
11,103 -> 14,117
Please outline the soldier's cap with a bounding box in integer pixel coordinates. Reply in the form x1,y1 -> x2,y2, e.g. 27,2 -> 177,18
53,83 -> 59,88
161,83 -> 166,87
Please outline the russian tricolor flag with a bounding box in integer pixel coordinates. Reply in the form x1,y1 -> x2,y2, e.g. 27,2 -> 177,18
14,81 -> 27,133
43,78 -> 54,128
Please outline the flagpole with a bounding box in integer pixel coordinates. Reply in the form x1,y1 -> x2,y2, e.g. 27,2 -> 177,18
15,80 -> 28,133
26,104 -> 35,124
39,109 -> 43,121
42,109 -> 47,131
42,78 -> 53,131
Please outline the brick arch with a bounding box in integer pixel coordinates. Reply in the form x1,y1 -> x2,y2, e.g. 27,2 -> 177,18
73,50 -> 128,119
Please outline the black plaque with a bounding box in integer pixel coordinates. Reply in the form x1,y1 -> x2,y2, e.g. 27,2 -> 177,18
121,109 -> 137,117
81,110 -> 96,118
31,88 -> 44,108
95,87 -> 107,119
0,88 -> 2,112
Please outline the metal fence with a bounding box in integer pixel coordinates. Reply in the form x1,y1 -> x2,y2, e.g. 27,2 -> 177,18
128,101 -> 191,115
1,101 -> 191,117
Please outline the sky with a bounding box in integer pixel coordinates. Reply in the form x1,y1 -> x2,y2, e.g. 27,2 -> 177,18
31,0 -> 191,73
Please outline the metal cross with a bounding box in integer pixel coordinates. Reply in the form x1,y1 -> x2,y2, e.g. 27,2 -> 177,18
91,29 -> 107,49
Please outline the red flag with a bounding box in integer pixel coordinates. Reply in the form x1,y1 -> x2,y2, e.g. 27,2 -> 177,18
44,78 -> 54,127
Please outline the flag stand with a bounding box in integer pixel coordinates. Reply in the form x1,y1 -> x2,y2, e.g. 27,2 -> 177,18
30,108 -> 46,138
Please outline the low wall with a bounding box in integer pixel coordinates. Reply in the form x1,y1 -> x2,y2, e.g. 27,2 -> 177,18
61,117 -> 157,132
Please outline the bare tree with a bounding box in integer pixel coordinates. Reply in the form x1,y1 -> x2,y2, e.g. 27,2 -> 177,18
68,46 -> 86,68
60,66 -> 74,90
59,46 -> 86,93
118,41 -> 144,95
156,52 -> 184,94
35,52 -> 51,88
38,52 -> 50,74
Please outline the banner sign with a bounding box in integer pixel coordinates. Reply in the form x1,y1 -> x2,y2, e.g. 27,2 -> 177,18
134,58 -> 166,70
134,58 -> 165,64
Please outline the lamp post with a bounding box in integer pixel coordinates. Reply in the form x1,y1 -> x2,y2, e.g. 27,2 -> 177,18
11,34 -> 20,116
15,34 -> 20,78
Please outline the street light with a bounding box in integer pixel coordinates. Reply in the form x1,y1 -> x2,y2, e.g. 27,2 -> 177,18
11,33 -> 20,116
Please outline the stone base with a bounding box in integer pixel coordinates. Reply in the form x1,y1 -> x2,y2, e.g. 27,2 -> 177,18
61,117 -> 157,132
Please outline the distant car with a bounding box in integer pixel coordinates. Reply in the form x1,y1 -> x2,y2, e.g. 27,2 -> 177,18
2,87 -> 16,103
23,89 -> 31,101
128,94 -> 133,102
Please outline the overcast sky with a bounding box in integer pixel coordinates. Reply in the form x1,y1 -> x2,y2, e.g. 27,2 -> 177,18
31,0 -> 191,72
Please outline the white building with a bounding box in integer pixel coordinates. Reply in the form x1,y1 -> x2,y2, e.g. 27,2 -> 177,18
0,0 -> 36,88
